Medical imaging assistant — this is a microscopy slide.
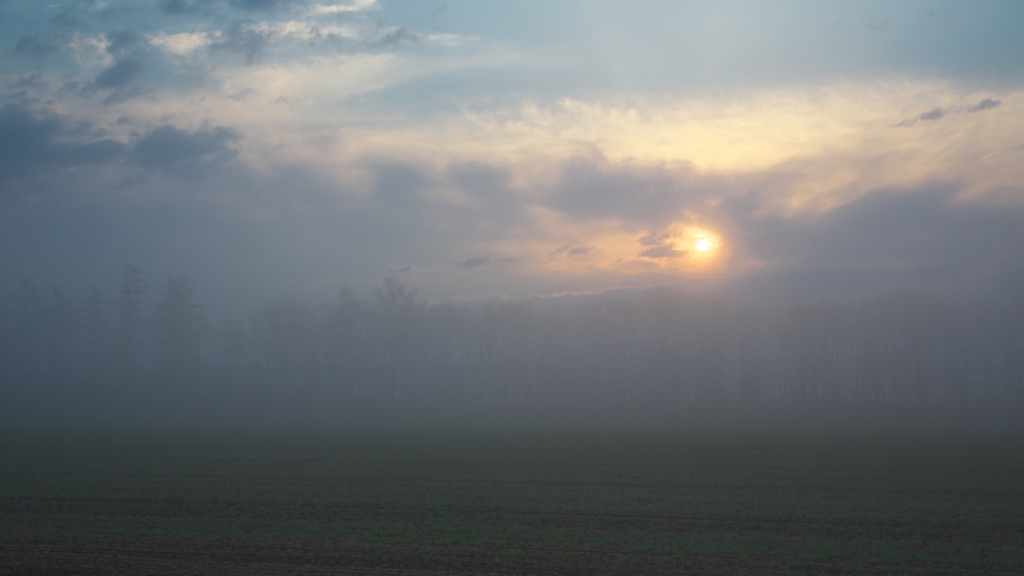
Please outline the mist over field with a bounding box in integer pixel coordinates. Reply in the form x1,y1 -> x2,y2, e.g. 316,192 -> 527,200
2,269 -> 1023,428
2,0 -> 1024,429
7,5 -> 1024,576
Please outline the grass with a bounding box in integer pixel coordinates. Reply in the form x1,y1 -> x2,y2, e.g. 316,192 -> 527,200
1,428 -> 1022,575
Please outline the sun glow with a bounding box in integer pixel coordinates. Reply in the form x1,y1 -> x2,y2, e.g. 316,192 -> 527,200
695,238 -> 713,252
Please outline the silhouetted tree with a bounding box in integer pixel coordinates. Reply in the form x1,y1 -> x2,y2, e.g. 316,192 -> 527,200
115,264 -> 146,377
152,273 -> 203,381
80,286 -> 106,375
370,278 -> 422,401
325,286 -> 364,398
43,287 -> 77,382
11,279 -> 42,378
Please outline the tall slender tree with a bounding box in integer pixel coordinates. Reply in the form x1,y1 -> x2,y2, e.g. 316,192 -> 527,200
152,273 -> 203,381
80,286 -> 106,375
44,287 -> 77,382
115,264 -> 146,378
370,278 -> 421,401
12,279 -> 42,378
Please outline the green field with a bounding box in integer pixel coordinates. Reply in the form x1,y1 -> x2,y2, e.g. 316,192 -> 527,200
1,429 -> 1023,575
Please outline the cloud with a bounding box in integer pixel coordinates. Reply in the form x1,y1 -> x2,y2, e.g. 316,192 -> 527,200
458,254 -> 490,269
448,161 -> 510,194
131,125 -> 241,177
15,33 -> 66,57
210,20 -> 272,62
157,0 -> 214,15
899,97 -> 1003,127
734,181 -> 1024,296
549,157 -> 699,226
105,28 -> 147,54
969,98 -> 1001,113
368,161 -> 431,208
638,231 -> 672,246
369,27 -> 421,48
310,1 -> 378,15
445,161 -> 526,225
0,105 -> 125,186
229,0 -> 306,12
94,56 -> 145,89
639,244 -> 688,260
150,31 -> 214,55
862,17 -> 889,34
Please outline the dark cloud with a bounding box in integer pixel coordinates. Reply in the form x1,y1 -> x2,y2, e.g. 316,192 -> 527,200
550,157 -> 699,226
446,161 -> 525,225
6,74 -> 49,92
862,17 -> 888,34
736,182 -> 1024,296
0,105 -> 125,186
638,231 -> 672,246
969,98 -> 1001,113
639,244 -> 688,259
228,88 -> 254,101
131,125 -> 241,177
158,0 -> 214,15
229,0 -> 305,12
94,56 -> 145,89
369,161 -> 430,208
371,27 -> 422,48
458,254 -> 490,269
15,33 -> 65,57
567,247 -> 591,257
448,161 -> 510,194
919,108 -> 944,121
106,29 -> 147,54
48,0 -> 119,29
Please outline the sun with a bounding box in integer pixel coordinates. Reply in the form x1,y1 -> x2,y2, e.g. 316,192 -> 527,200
695,238 -> 713,252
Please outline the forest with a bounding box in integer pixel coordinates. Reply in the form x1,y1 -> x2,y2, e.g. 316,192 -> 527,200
2,265 -> 1023,427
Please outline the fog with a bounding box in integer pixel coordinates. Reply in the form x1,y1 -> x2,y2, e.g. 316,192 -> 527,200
2,268 -> 1022,429
2,1 -> 1024,430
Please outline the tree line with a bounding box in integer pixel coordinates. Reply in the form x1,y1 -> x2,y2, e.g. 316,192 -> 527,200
1,266 -> 1023,425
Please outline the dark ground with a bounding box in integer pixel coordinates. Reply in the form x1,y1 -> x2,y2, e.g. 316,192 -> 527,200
1,427 -> 1023,575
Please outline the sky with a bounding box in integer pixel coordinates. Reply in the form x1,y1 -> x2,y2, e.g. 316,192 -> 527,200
1,0 -> 1023,311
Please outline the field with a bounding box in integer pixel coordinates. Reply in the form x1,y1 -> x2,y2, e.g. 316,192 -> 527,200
1,428 -> 1023,575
